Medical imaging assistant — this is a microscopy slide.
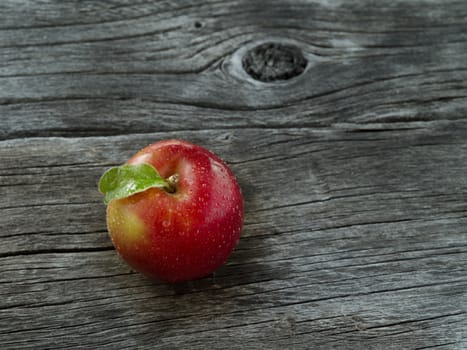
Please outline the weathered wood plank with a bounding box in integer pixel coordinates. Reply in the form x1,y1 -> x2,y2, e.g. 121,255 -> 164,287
2,126 -> 466,254
1,255 -> 466,349
1,127 -> 467,349
1,0 -> 467,75
1,0 -> 467,139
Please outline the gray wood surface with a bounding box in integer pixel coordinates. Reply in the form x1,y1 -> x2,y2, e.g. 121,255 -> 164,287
1,0 -> 466,349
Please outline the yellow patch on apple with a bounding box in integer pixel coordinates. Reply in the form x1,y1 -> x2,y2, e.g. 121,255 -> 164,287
107,201 -> 146,246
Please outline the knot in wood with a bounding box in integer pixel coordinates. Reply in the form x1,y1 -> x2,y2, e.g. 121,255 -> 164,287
242,42 -> 307,82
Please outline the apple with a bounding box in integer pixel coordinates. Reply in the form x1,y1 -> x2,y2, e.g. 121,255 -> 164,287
98,139 -> 244,282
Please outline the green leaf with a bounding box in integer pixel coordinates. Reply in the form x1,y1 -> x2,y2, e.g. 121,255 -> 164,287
98,163 -> 168,204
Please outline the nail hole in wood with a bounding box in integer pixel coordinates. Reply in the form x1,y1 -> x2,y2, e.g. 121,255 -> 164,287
242,42 -> 307,82
194,21 -> 203,28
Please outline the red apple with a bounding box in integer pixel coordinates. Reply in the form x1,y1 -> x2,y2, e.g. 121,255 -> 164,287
99,139 -> 244,282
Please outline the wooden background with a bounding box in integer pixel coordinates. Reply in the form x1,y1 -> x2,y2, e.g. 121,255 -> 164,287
1,0 -> 467,349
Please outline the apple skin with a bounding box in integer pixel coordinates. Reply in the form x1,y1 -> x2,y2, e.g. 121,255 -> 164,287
106,140 -> 244,282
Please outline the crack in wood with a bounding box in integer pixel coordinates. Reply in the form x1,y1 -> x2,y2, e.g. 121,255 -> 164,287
0,247 -> 114,259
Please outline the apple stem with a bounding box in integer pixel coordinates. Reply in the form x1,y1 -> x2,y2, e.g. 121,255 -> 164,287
164,174 -> 179,193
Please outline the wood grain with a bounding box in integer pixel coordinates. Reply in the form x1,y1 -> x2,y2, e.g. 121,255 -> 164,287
1,0 -> 467,139
1,0 -> 466,349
